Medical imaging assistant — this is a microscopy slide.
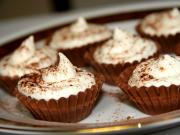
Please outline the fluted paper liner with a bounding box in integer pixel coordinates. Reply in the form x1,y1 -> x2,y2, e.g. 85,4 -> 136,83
0,76 -> 19,96
175,43 -> 180,56
84,44 -> 160,85
116,66 -> 180,115
15,74 -> 104,123
136,23 -> 180,53
47,34 -> 111,67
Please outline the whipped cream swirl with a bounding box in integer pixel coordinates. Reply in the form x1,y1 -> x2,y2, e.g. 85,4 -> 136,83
93,28 -> 157,64
71,17 -> 88,33
17,53 -> 95,100
0,36 -> 57,77
128,54 -> 180,88
49,17 -> 112,49
140,8 -> 180,36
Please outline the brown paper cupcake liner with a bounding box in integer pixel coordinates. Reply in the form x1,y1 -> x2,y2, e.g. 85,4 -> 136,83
174,43 -> 180,56
0,76 -> 19,96
46,35 -> 111,67
84,44 -> 160,85
116,66 -> 180,115
15,74 -> 104,123
136,23 -> 180,53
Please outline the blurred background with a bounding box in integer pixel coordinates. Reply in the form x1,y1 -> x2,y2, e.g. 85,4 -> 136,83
0,0 -> 154,20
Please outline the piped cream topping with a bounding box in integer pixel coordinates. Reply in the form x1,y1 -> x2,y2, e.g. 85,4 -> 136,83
128,54 -> 180,87
9,36 -> 35,65
93,28 -> 157,64
0,36 -> 57,77
140,8 -> 180,36
71,17 -> 88,33
49,17 -> 112,49
42,53 -> 76,82
17,53 -> 96,100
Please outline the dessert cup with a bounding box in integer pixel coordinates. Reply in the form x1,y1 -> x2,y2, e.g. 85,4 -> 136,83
116,66 -> 180,115
116,55 -> 180,115
47,17 -> 112,67
0,36 -> 58,95
85,29 -> 160,85
136,8 -> 180,53
15,53 -> 104,122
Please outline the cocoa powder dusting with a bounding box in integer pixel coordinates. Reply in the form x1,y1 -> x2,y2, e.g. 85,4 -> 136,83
141,73 -> 154,81
159,67 -> 165,71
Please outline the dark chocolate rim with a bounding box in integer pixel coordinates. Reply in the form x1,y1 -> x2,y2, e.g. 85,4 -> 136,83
15,73 -> 104,122
136,23 -> 180,53
116,66 -> 180,115
84,39 -> 161,85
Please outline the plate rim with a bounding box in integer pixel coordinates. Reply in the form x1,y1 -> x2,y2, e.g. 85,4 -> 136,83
1,110 -> 180,134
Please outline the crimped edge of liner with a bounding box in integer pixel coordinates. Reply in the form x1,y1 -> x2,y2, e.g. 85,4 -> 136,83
15,73 -> 104,123
116,66 -> 180,115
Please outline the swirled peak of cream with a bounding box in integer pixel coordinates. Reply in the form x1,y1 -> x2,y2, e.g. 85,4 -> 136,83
140,8 -> 180,36
9,36 -> 35,65
17,52 -> 96,100
49,17 -> 112,49
70,17 -> 88,33
93,28 -> 157,64
113,28 -> 132,42
42,53 -> 76,82
128,54 -> 180,88
110,28 -> 134,54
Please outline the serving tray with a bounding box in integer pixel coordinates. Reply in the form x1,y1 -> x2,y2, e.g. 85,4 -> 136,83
0,1 -> 180,134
